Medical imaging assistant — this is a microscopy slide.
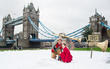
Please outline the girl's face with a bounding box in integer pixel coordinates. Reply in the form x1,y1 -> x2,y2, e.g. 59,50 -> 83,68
62,44 -> 65,48
62,40 -> 66,44
62,40 -> 66,48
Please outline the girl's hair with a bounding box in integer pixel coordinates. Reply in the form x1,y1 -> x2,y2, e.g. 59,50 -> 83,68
62,40 -> 67,46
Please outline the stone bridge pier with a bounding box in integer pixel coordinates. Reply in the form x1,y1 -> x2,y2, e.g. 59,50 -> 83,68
22,3 -> 39,47
89,10 -> 109,41
1,3 -> 40,48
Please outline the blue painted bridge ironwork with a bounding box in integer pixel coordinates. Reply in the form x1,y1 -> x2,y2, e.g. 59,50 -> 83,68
30,39 -> 55,42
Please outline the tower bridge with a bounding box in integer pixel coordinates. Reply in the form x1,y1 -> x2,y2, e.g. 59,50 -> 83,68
0,3 -> 110,48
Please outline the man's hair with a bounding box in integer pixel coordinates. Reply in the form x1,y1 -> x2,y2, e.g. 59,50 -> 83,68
63,43 -> 66,46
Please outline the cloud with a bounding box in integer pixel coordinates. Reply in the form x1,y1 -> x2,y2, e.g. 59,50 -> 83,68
0,0 -> 110,37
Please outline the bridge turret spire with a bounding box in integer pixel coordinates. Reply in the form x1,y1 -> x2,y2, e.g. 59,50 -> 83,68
94,9 -> 100,17
37,7 -> 40,13
95,8 -> 97,14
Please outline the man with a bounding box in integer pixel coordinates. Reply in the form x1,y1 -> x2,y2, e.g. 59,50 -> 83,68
51,38 -> 63,59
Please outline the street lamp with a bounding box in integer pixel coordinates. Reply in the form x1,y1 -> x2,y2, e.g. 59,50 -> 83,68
16,35 -> 19,49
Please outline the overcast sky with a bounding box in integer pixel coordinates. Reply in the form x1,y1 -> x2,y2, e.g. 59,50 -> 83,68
0,0 -> 110,36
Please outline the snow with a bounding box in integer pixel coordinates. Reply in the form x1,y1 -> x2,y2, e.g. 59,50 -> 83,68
0,50 -> 110,69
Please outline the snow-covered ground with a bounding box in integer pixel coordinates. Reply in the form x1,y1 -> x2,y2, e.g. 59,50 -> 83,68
0,50 -> 110,69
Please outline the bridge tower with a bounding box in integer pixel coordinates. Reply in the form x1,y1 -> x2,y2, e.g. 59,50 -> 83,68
2,14 -> 14,40
22,3 -> 39,47
89,9 -> 108,41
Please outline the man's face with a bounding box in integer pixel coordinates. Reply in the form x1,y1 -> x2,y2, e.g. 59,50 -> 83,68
58,39 -> 62,44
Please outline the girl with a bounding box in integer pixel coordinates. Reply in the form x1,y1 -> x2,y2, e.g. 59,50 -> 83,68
59,41 -> 72,63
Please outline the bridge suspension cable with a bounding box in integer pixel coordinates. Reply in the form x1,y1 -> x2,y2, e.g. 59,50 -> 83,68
74,34 -> 82,38
100,22 -> 110,29
0,28 -> 3,35
66,24 -> 90,37
28,17 -> 57,39
69,25 -> 90,37
39,20 -> 55,34
32,20 -> 56,37
69,30 -> 84,37
39,21 -> 58,37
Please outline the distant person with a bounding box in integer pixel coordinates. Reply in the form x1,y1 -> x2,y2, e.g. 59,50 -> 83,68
51,38 -> 63,59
